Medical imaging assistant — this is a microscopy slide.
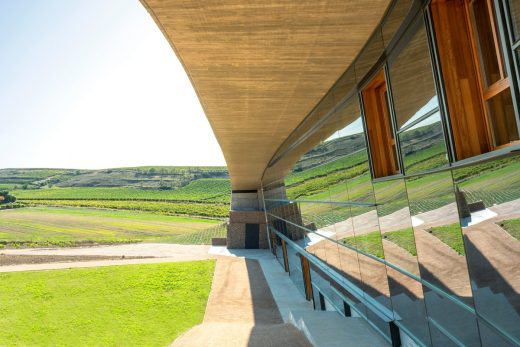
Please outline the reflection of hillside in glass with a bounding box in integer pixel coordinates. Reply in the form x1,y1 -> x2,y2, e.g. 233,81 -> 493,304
285,117 -> 371,202
406,171 -> 455,215
454,155 -> 520,207
453,155 -> 520,341
399,112 -> 449,175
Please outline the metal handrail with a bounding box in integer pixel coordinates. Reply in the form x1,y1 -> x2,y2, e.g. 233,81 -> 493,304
264,198 -> 376,207
267,213 -> 520,347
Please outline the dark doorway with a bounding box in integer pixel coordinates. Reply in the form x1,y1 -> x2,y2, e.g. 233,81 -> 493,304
245,223 -> 259,249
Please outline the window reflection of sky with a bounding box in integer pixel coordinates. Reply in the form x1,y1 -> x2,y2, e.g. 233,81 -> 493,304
326,116 -> 364,142
325,95 -> 438,143
401,96 -> 439,129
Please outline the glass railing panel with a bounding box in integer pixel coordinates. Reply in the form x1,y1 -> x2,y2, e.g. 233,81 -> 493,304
349,204 -> 393,312
405,170 -> 480,345
374,178 -> 431,345
285,242 -> 306,299
428,320 -> 461,347
367,310 -> 392,342
453,155 -> 520,343
330,281 -> 367,318
477,319 -> 514,347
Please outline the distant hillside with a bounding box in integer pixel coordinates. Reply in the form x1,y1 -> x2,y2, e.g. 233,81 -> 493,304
0,166 -> 229,190
292,133 -> 366,172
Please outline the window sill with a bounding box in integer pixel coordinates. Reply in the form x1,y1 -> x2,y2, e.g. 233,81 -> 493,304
451,143 -> 520,169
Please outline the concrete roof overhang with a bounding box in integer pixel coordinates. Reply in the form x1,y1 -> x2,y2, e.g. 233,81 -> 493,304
141,0 -> 391,190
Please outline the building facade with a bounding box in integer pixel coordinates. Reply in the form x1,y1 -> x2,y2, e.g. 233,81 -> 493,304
262,0 -> 520,346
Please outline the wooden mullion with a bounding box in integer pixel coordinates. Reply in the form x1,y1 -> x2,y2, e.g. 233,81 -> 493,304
483,77 -> 510,100
485,0 -> 506,79
464,0 -> 496,149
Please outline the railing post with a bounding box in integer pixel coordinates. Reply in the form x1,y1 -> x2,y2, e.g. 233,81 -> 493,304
343,301 -> 352,317
281,239 -> 289,272
389,321 -> 401,347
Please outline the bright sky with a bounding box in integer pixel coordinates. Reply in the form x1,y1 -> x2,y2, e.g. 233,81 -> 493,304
0,0 -> 226,169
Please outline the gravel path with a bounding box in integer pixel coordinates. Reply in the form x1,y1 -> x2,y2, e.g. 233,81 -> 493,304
0,254 -> 150,266
0,243 -> 214,272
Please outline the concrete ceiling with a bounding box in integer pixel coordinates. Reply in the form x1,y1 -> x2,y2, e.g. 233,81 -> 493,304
141,0 -> 391,190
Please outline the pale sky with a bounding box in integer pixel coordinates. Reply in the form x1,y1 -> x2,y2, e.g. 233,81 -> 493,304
0,0 -> 226,169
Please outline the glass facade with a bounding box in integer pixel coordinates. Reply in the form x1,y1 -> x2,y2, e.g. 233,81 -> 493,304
262,1 -> 520,346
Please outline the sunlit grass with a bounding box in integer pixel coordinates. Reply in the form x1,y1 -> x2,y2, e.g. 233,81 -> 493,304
498,218 -> 520,241
0,261 -> 215,347
429,223 -> 465,256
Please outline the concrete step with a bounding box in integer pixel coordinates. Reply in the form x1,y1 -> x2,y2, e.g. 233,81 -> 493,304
288,310 -> 390,347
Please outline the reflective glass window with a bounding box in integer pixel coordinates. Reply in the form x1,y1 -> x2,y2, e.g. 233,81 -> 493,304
389,23 -> 437,129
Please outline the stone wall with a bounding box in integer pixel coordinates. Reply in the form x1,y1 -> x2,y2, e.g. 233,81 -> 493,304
227,210 -> 268,249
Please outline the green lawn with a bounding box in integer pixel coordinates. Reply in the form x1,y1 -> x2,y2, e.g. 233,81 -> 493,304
429,223 -> 466,256
0,207 -> 221,248
0,261 -> 215,347
383,228 -> 417,256
498,218 -> 520,241
342,231 -> 385,259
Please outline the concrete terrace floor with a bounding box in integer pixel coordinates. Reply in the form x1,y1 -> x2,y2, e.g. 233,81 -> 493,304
0,244 -> 389,347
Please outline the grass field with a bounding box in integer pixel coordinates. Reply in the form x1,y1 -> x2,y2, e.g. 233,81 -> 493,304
0,207 -> 222,248
499,218 -> 520,241
342,231 -> 385,259
429,224 -> 465,256
23,199 -> 229,218
0,261 -> 215,346
383,228 -> 417,256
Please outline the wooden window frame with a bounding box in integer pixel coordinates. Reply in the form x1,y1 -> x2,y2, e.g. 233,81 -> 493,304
431,0 -> 520,159
362,70 -> 400,178
466,0 -> 514,147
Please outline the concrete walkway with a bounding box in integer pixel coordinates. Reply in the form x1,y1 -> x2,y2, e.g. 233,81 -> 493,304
208,247 -> 389,347
172,257 -> 312,347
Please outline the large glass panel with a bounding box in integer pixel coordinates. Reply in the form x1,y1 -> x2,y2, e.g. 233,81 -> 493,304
374,179 -> 432,345
286,243 -> 306,299
389,22 -> 437,129
347,182 -> 393,314
477,319 -> 514,347
453,155 -> 520,343
399,112 -> 449,175
406,171 -> 480,345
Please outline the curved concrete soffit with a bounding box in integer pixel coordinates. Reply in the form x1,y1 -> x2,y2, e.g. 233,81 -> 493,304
140,0 -> 391,190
